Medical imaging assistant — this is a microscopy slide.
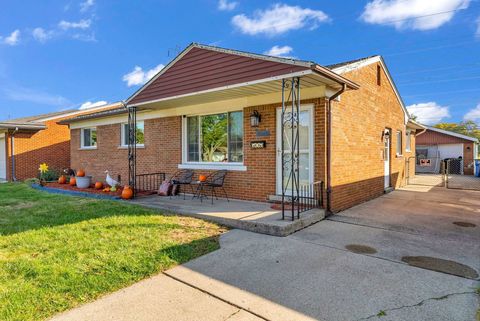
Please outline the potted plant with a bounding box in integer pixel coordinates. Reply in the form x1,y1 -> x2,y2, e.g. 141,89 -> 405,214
75,169 -> 92,189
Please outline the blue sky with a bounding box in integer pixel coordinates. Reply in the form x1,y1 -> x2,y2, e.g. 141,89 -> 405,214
0,0 -> 479,125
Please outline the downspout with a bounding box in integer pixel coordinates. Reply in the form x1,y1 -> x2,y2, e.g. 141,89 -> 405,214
326,84 -> 346,216
10,127 -> 19,181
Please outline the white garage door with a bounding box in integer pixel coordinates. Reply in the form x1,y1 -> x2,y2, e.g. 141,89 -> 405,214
438,144 -> 463,159
0,134 -> 6,180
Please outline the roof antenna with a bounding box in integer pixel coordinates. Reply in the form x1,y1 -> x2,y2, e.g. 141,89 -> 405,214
167,45 -> 182,57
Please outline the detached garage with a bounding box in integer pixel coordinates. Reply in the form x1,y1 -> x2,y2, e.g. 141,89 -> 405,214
416,126 -> 479,175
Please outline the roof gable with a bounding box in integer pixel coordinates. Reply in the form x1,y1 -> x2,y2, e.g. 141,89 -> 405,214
419,126 -> 479,143
127,43 -> 313,106
330,56 -> 409,124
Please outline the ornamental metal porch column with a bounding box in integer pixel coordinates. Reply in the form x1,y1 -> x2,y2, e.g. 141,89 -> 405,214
127,106 -> 137,197
281,77 -> 301,221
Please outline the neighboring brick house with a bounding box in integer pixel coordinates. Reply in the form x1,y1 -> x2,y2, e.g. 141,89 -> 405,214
0,103 -> 120,181
61,43 -> 423,212
416,126 -> 478,175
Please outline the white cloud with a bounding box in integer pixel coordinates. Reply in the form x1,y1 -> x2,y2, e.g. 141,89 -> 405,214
122,64 -> 165,87
232,4 -> 329,36
2,30 -> 20,46
80,0 -> 95,12
32,28 -> 54,43
218,0 -> 238,11
3,85 -> 70,106
58,19 -> 91,30
407,102 -> 450,124
464,103 -> 480,120
361,0 -> 471,30
79,100 -> 108,110
264,45 -> 293,57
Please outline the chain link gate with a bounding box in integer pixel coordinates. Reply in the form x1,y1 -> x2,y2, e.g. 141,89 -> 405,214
406,156 -> 445,187
446,158 -> 480,190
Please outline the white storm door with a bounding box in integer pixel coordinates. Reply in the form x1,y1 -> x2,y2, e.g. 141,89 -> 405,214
0,134 -> 6,180
276,105 -> 314,195
384,129 -> 391,189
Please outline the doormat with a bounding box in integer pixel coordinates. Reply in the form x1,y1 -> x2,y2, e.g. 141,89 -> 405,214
453,221 -> 476,228
345,244 -> 377,254
401,256 -> 479,279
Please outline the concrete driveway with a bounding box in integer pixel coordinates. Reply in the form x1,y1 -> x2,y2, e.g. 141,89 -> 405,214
166,185 -> 479,321
52,185 -> 480,321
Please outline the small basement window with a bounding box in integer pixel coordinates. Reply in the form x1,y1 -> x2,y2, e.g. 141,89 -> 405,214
396,130 -> 402,156
121,121 -> 145,147
81,128 -> 97,149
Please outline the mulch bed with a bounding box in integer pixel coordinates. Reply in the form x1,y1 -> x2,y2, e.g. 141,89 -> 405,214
45,182 -> 123,197
43,182 -> 157,198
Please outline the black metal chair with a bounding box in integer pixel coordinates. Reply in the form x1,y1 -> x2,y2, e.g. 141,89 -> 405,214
169,169 -> 194,199
194,170 -> 229,204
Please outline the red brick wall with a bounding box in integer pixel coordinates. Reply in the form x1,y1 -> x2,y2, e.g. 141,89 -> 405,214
463,142 -> 475,175
329,62 -> 414,211
70,98 -> 327,202
6,120 -> 71,180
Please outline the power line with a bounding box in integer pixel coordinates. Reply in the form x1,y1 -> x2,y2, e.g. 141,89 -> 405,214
398,75 -> 480,86
384,40 -> 477,57
234,2 -> 478,33
403,88 -> 480,98
395,63 -> 480,76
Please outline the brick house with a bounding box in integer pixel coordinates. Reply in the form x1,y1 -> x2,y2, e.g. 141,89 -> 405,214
61,44 -> 423,212
0,103 -> 120,181
416,126 -> 478,175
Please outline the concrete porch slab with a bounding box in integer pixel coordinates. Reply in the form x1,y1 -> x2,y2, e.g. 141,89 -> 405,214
131,195 -> 325,237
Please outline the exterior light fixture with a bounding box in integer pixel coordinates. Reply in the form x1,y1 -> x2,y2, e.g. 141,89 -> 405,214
250,110 -> 261,127
383,129 -> 390,140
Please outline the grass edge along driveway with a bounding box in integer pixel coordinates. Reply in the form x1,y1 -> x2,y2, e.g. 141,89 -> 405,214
0,183 -> 225,321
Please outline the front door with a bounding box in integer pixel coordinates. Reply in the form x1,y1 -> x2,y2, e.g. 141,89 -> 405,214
276,105 -> 314,195
384,129 -> 391,190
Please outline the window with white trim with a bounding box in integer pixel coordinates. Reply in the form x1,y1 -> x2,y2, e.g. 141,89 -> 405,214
396,130 -> 402,156
81,128 -> 97,148
121,121 -> 145,147
405,131 -> 411,152
185,111 -> 243,163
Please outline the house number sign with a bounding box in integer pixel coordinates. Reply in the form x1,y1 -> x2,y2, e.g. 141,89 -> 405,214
250,140 -> 266,149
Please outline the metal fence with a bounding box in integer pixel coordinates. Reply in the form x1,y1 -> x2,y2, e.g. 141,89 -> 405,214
135,172 -> 165,194
282,181 -> 324,221
446,159 -> 480,191
406,156 -> 445,187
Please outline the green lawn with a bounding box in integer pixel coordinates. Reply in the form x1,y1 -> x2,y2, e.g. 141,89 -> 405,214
0,183 -> 225,321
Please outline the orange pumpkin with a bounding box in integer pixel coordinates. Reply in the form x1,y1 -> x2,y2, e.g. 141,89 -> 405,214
199,174 -> 207,182
69,177 -> 77,186
77,170 -> 85,177
121,185 -> 134,200
58,175 -> 67,184
95,182 -> 103,190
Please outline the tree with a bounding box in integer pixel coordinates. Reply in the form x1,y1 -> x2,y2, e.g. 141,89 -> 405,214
433,121 -> 480,141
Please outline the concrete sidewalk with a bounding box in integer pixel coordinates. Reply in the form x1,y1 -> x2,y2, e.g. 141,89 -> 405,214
50,273 -> 263,321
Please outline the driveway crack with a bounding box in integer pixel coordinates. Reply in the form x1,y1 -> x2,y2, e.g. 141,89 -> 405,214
355,291 -> 478,320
